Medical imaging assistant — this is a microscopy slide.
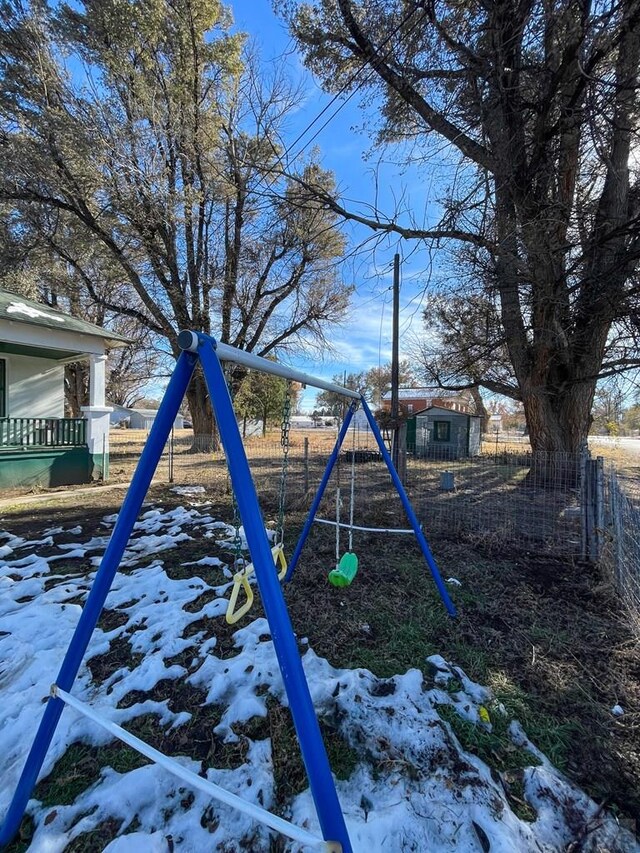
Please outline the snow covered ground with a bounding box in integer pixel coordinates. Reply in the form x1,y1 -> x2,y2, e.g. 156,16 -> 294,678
0,497 -> 637,852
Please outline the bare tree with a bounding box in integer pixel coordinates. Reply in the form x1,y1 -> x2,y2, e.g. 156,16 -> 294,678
0,206 -> 161,414
0,0 -> 351,447
278,0 -> 640,457
364,359 -> 416,405
411,289 -> 512,424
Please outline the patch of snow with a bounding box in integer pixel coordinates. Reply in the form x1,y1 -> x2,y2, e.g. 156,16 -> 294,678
46,549 -> 87,561
181,555 -> 224,568
0,505 -> 637,853
7,300 -> 65,322
170,486 -> 206,496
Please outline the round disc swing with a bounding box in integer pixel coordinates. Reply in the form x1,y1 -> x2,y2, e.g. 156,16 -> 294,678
225,380 -> 291,624
328,425 -> 359,587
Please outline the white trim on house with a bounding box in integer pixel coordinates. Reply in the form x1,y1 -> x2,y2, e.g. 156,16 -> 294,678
0,296 -> 133,486
0,318 -> 111,358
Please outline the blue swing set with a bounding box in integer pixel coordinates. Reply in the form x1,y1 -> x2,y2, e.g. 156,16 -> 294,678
0,330 -> 456,853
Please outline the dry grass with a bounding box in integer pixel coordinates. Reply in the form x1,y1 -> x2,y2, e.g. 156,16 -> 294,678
589,439 -> 640,478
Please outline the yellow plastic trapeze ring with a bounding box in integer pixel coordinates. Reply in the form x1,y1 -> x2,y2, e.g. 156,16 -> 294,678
273,543 -> 288,581
225,544 -> 288,624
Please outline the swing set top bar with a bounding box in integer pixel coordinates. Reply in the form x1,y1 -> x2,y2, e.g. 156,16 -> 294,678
178,330 -> 361,400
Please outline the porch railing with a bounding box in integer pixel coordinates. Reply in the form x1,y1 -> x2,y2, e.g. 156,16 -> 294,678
0,417 -> 87,448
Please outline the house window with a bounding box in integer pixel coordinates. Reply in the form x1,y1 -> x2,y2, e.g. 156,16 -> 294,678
433,420 -> 450,442
407,403 -> 414,413
0,359 -> 6,417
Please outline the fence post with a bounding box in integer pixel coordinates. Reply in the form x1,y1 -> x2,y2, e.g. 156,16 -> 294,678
303,437 -> 309,496
397,422 -> 408,485
102,433 -> 109,482
168,427 -> 174,484
595,456 -> 605,561
581,455 -> 605,562
580,448 -> 588,561
609,469 -> 623,591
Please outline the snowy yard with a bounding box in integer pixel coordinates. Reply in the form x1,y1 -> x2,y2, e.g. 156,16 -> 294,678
0,490 -> 638,852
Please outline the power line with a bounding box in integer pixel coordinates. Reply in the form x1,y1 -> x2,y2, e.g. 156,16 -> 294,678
277,5 -> 427,168
205,3 -> 428,226
196,6 -> 432,357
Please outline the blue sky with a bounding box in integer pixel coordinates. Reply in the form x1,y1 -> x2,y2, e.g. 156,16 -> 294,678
229,1 -> 446,411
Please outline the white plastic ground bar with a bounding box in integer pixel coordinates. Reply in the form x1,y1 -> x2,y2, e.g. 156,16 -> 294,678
314,518 -> 417,534
52,686 -> 340,852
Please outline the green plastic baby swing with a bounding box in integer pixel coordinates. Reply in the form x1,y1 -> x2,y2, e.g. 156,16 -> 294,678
328,438 -> 359,587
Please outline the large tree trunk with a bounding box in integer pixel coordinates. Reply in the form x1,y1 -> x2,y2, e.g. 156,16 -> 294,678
470,386 -> 488,431
523,383 -> 595,455
521,378 -> 595,488
64,362 -> 88,417
184,367 -> 220,453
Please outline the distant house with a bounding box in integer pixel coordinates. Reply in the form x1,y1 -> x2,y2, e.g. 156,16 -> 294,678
290,414 -> 316,429
489,412 -> 502,433
109,404 -> 267,438
409,406 -> 481,458
293,415 -> 339,428
239,419 -> 263,438
380,387 -> 472,416
109,404 -> 184,431
0,289 -> 129,488
351,408 -> 370,430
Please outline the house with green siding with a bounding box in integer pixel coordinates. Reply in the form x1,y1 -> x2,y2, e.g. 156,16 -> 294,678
0,290 -> 129,489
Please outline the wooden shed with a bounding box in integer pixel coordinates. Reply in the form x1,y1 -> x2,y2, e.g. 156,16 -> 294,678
408,405 -> 481,458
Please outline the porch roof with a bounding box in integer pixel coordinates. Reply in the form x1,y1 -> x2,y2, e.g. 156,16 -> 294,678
0,290 -> 130,347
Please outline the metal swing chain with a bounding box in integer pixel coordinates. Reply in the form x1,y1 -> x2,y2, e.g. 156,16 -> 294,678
348,415 -> 356,553
231,491 -> 244,569
276,381 -> 292,547
224,364 -> 244,570
335,418 -> 342,568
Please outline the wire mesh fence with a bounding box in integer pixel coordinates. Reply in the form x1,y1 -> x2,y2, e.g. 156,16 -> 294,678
603,466 -> 640,635
109,428 -> 640,629
110,430 -> 585,555
406,448 -> 584,555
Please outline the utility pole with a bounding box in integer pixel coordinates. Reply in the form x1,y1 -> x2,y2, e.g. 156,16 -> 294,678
391,253 -> 400,471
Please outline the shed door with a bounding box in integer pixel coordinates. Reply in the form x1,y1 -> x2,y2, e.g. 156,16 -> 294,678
406,417 -> 416,448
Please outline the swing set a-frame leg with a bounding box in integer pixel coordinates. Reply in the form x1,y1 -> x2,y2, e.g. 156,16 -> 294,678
359,398 -> 457,617
282,396 -> 457,619
0,351 -> 198,847
1,337 -> 353,853
195,334 -> 352,853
